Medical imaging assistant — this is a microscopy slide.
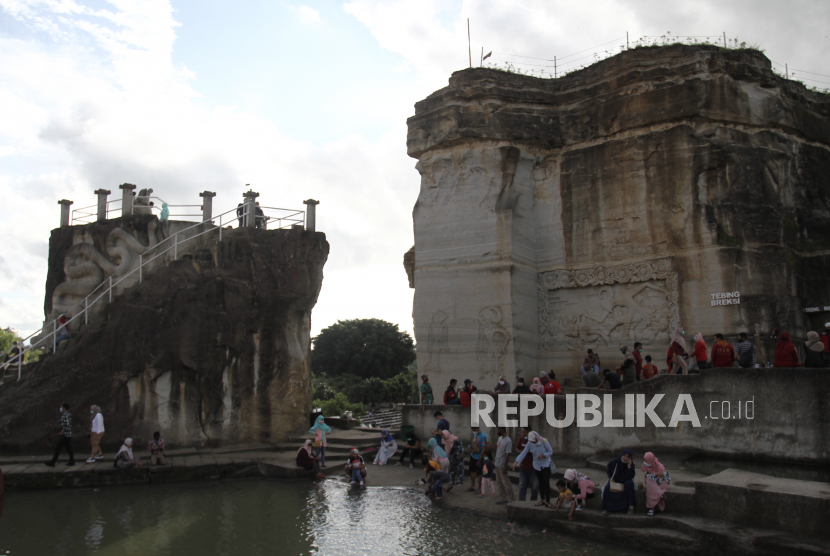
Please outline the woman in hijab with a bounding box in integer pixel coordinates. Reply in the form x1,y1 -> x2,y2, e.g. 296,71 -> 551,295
529,377 -> 545,396
774,332 -> 801,367
309,415 -> 331,466
114,438 -> 142,469
641,452 -> 670,516
296,439 -> 324,479
441,430 -> 465,484
692,333 -> 709,370
427,437 -> 450,472
563,469 -> 596,519
804,331 -> 825,368
511,431 -> 555,508
669,327 -> 689,375
373,430 -> 398,465
602,448 -> 636,515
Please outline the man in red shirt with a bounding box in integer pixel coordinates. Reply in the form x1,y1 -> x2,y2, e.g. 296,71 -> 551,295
710,333 -> 737,367
543,372 -> 561,395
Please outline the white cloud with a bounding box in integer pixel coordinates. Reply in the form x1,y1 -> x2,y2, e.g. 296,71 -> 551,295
0,0 -> 416,339
295,5 -> 320,24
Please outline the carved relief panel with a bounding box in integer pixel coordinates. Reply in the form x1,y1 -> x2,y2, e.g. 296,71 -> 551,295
538,259 -> 679,350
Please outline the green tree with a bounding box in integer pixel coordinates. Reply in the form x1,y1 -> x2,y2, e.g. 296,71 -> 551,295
312,319 -> 415,380
0,327 -> 42,364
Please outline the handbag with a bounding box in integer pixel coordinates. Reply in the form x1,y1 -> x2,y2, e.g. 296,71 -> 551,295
314,439 -> 322,448
609,463 -> 625,492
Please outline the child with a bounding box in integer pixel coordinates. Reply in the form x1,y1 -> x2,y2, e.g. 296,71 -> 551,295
642,355 -> 659,380
479,451 -> 496,498
422,456 -> 440,482
426,466 -> 453,500
554,479 -> 575,520
345,448 -> 366,486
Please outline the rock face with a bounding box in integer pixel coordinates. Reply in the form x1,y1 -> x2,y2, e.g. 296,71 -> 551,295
0,223 -> 328,450
406,45 -> 830,387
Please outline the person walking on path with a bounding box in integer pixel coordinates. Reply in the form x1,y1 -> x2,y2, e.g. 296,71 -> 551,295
86,405 -> 104,463
147,432 -> 166,466
710,334 -> 736,367
736,333 -> 757,368
309,415 -> 331,467
602,449 -> 636,515
494,427 -> 515,505
774,332 -> 801,367
515,427 -> 539,502
669,327 -> 689,374
511,431 -> 555,508
420,374 -> 434,404
642,452 -> 671,516
46,403 -> 75,467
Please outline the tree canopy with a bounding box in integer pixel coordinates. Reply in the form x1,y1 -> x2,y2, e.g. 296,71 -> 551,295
311,318 -> 415,380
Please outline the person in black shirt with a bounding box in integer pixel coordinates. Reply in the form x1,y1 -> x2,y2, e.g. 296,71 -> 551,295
512,377 -> 530,394
598,369 -> 622,390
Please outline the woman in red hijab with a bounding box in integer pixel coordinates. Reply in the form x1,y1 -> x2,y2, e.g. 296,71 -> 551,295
773,332 -> 801,367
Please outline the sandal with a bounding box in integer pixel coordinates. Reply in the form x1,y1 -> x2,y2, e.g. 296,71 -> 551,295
534,501 -> 546,507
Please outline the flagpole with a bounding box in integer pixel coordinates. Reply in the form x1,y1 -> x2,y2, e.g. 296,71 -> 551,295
467,18 -> 471,68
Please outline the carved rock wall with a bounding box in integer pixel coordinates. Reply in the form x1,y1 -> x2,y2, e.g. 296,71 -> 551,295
0,226 -> 328,450
407,45 -> 830,386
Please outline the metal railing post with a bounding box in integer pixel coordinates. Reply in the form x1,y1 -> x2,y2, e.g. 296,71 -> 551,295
84,298 -> 88,325
52,320 -> 56,354
109,276 -> 113,302
219,214 -> 223,241
139,255 -> 143,283
174,233 -> 178,259
18,351 -> 22,381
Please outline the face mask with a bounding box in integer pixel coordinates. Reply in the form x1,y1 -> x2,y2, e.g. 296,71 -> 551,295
59,407 -> 63,412
639,349 -> 643,353
681,331 -> 685,335
90,410 -> 94,414
499,381 -> 505,385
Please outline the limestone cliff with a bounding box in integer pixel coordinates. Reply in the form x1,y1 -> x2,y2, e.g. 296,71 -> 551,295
406,44 -> 830,385
0,225 -> 328,450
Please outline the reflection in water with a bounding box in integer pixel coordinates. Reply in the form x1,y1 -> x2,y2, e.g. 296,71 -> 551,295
0,479 -> 654,555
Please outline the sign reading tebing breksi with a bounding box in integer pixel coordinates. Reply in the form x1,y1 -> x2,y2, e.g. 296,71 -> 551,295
711,292 -> 741,306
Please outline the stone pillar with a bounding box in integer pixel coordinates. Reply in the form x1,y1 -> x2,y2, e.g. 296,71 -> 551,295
200,191 -> 216,221
58,199 -> 73,227
119,183 -> 136,217
303,199 -> 320,232
94,189 -> 111,222
243,190 -> 259,228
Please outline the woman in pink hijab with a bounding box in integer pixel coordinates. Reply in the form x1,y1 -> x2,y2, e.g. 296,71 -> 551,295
440,429 -> 459,455
669,327 -> 689,375
641,452 -> 671,515
563,469 -> 596,520
529,377 -> 545,396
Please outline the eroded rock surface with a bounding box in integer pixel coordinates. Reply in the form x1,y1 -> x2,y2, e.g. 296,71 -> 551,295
1,225 -> 328,450
406,45 -> 830,385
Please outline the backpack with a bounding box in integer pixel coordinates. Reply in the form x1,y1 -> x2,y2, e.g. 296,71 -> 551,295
738,344 -> 755,368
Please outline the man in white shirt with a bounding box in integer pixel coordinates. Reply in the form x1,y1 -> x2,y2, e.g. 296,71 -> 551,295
86,405 -> 105,463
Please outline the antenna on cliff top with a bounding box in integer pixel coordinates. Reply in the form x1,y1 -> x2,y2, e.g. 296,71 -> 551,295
468,18 -> 472,68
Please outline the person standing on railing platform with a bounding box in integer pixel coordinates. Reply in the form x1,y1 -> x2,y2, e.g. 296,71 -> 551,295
236,202 -> 244,227
255,203 -> 265,229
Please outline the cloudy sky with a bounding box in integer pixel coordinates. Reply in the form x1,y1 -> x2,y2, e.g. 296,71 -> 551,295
1,0 -> 828,341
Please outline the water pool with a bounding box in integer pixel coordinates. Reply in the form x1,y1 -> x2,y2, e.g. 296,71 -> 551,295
0,478 -> 654,555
